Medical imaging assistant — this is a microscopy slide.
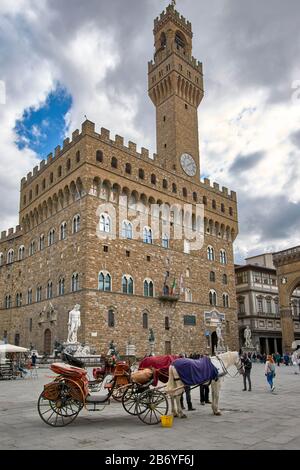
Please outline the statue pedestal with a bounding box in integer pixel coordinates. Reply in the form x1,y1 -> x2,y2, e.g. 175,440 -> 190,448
216,345 -> 226,354
63,342 -> 81,355
242,346 -> 256,354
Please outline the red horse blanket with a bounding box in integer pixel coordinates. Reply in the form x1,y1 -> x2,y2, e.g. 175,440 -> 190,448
173,356 -> 218,386
139,355 -> 178,385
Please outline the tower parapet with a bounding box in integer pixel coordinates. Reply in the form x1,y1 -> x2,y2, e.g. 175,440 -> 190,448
154,4 -> 192,37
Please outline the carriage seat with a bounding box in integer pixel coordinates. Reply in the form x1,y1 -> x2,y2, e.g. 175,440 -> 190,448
86,393 -> 110,403
51,362 -> 87,379
113,361 -> 130,376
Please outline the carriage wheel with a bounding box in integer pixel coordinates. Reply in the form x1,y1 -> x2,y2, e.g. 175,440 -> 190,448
122,385 -> 141,415
136,389 -> 169,425
112,384 -> 129,402
37,392 -> 83,427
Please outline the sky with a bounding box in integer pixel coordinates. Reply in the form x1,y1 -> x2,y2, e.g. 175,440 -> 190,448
0,0 -> 300,264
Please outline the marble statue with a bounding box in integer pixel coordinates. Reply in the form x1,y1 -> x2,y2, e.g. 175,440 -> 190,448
67,304 -> 81,343
244,326 -> 253,348
216,322 -> 225,350
107,340 -> 118,357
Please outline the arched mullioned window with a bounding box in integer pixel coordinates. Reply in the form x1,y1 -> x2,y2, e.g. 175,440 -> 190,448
207,246 -> 215,261
99,213 -> 111,233
209,289 -> 217,306
142,312 -> 148,329
98,272 -> 112,292
48,229 -> 55,246
144,279 -> 154,297
108,309 -> 115,327
122,275 -> 134,294
29,241 -> 36,256
73,214 -> 80,234
60,222 -> 67,240
28,288 -> 33,304
47,282 -> 53,300
5,295 -> 12,309
71,273 -> 79,292
7,249 -> 14,264
223,293 -> 229,308
39,234 -> 45,251
96,150 -> 103,162
36,286 -> 42,302
122,220 -> 133,239
143,227 -> 153,244
220,249 -> 227,264
18,246 -> 25,261
16,293 -> 22,307
58,278 -> 65,296
151,174 -> 156,185
111,157 -> 118,169
162,234 -> 169,249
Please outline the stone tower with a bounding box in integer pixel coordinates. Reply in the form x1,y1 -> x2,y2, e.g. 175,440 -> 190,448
148,3 -> 204,181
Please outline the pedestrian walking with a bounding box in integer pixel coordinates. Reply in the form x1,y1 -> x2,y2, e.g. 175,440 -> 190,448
200,384 -> 211,405
265,355 -> 276,392
180,385 -> 196,411
31,352 -> 37,367
241,352 -> 252,391
275,352 -> 281,366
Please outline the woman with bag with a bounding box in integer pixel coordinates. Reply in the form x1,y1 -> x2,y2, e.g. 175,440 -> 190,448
265,355 -> 276,392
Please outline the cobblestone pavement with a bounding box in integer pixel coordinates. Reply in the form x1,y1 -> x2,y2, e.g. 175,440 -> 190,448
0,363 -> 299,450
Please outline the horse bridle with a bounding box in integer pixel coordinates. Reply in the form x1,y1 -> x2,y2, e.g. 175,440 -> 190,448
215,354 -> 244,378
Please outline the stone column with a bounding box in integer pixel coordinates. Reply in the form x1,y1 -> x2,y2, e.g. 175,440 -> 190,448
266,338 -> 269,355
280,308 -> 295,353
274,338 -> 278,353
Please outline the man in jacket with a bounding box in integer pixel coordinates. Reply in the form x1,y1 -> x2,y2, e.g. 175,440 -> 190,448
241,352 -> 252,391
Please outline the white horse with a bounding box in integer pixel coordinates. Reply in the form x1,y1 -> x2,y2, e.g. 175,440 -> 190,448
165,351 -> 244,418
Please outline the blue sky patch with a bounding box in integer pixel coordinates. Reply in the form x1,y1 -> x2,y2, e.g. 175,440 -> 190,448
15,85 -> 72,158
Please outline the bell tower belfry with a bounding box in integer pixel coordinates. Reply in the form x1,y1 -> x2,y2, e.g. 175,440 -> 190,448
148,3 -> 204,181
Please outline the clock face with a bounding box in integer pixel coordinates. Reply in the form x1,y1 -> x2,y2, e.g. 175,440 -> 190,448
180,153 -> 197,177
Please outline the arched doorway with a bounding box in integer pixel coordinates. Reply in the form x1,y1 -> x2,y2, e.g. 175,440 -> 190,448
273,246 -> 300,352
211,331 -> 218,355
44,329 -> 52,355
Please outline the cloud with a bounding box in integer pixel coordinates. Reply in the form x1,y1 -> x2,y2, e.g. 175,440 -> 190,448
290,130 -> 300,148
230,151 -> 265,173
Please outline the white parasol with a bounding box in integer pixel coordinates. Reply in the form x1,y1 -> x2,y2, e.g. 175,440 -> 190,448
0,344 -> 29,353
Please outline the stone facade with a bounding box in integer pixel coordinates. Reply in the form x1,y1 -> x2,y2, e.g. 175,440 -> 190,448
236,253 -> 300,354
0,3 -> 239,357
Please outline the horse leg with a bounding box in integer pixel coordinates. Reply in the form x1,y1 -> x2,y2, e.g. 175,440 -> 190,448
170,395 -> 178,417
175,394 -> 187,419
211,380 -> 222,416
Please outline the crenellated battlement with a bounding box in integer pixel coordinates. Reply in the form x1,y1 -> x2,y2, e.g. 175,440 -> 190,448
0,225 -> 22,243
200,178 -> 237,201
20,120 -> 155,187
148,46 -> 202,73
154,4 -> 192,36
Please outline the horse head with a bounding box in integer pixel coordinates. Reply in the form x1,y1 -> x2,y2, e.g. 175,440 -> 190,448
233,351 -> 244,375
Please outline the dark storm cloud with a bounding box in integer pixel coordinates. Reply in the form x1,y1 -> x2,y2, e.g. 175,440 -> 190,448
238,193 -> 300,242
290,130 -> 300,149
230,151 -> 264,173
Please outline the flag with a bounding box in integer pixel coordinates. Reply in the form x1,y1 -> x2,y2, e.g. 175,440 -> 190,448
170,278 -> 176,295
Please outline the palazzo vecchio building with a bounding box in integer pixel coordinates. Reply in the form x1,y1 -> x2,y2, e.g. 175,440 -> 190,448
0,3 -> 239,356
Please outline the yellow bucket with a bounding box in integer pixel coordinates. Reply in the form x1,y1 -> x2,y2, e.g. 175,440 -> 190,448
160,415 -> 174,428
